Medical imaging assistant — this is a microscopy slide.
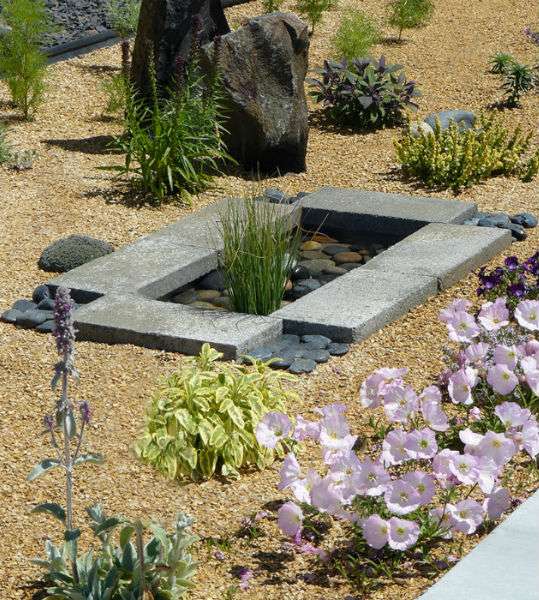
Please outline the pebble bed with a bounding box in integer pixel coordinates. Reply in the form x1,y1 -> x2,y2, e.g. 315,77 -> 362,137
43,0 -> 110,47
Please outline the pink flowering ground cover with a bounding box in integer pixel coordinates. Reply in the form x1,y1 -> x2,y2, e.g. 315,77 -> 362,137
255,295 -> 539,593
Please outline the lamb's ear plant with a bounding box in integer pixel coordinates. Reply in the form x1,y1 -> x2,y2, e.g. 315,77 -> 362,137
386,0 -> 434,42
0,0 -> 53,119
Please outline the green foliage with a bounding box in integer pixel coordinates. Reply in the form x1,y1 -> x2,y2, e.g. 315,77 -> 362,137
309,56 -> 420,129
261,0 -> 284,12
332,10 -> 380,60
101,72 -> 129,115
489,52 -> 516,74
106,0 -> 141,39
395,114 -> 539,192
219,194 -> 300,315
107,59 -> 231,204
0,124 -> 11,164
500,60 -> 535,107
294,0 -> 337,34
387,0 -> 434,41
0,0 -> 52,119
136,344 -> 298,481
34,505 -> 198,600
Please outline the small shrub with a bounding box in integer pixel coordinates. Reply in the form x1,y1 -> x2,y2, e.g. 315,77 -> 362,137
395,114 -> 539,192
106,0 -> 141,39
489,52 -> 516,74
136,343 -> 298,480
107,58 -> 231,204
309,56 -> 420,129
261,0 -> 284,12
219,194 -> 300,315
387,0 -> 434,41
332,10 -> 380,61
0,0 -> 52,119
0,124 -> 12,164
500,60 -> 535,107
294,0 -> 337,34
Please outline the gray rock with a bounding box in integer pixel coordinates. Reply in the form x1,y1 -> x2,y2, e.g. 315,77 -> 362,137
264,188 -> 288,204
39,235 -> 114,273
477,213 -> 511,228
289,358 -> 317,374
424,110 -> 476,131
270,356 -> 294,369
322,244 -> 350,256
511,213 -> 537,228
322,264 -> 347,275
302,348 -> 330,363
340,262 -> 361,271
248,346 -> 274,361
32,284 -> 50,304
1,308 -> 23,324
37,298 -> 56,310
36,320 -> 55,333
463,217 -> 480,226
278,346 -> 306,360
281,334 -> 300,345
199,270 -> 226,291
301,334 -> 331,348
295,278 -> 321,292
12,299 -> 36,312
17,309 -> 50,329
503,222 -> 527,241
300,259 -> 335,277
201,13 -> 309,173
328,342 -> 349,356
171,289 -> 198,304
131,0 -> 229,97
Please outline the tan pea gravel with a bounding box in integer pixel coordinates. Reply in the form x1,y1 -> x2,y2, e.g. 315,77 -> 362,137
1,0 -> 539,598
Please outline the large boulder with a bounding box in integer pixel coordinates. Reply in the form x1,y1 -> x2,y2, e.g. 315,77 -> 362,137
38,235 -> 114,272
202,12 -> 310,173
131,0 -> 230,97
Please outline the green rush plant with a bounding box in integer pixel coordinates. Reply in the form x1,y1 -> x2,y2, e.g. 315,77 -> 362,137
102,70 -> 130,116
386,0 -> 434,42
394,114 -> 539,192
0,0 -> 53,119
218,193 -> 300,315
107,57 -> 231,204
500,60 -> 535,107
294,0 -> 337,34
136,344 -> 298,481
332,10 -> 380,61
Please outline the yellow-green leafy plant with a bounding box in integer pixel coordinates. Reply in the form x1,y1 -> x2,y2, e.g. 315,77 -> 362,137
394,114 -> 539,192
136,344 -> 298,481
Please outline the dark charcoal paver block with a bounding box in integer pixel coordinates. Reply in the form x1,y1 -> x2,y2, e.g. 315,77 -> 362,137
73,294 -> 283,360
362,223 -> 512,290
299,187 -> 477,236
273,269 -> 437,342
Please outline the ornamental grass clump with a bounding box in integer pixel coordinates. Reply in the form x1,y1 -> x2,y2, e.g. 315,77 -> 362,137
332,10 -> 380,61
258,294 -> 539,580
0,0 -> 52,119
136,343 -> 298,480
309,56 -> 419,129
32,287 -> 198,599
219,194 -> 300,315
395,114 -> 539,192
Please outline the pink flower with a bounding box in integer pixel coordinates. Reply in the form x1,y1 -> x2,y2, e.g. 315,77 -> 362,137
384,480 -> 422,515
445,311 -> 480,343
383,384 -> 418,423
439,299 -> 473,323
448,452 -> 479,485
278,453 -> 301,490
310,476 -> 342,515
487,364 -> 518,395
515,299 -> 539,331
521,356 -> 539,395
381,429 -> 410,466
493,345 -> 519,370
468,407 -> 482,422
256,412 -> 292,448
387,517 -> 420,550
362,514 -> 389,549
404,428 -> 438,459
478,298 -> 510,331
433,449 -> 460,488
421,397 -> 449,432
420,385 -> 442,404
477,431 -> 516,466
449,499 -> 484,534
355,457 -> 391,496
429,507 -> 453,539
291,468 -> 321,504
448,367 -> 478,405
278,501 -> 303,537
494,402 -> 531,429
403,471 -> 436,505
319,413 -> 357,453
292,416 -> 320,441
359,372 -> 385,408
519,420 -> 539,458
483,487 -> 511,520
464,342 -> 489,365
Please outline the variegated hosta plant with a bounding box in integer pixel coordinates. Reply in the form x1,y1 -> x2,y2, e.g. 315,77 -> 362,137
136,343 -> 298,480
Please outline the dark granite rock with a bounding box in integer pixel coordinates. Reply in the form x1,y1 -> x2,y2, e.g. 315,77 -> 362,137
477,213 -> 511,228
1,308 -> 23,324
263,188 -> 288,204
300,259 -> 335,277
510,213 -> 537,228
290,264 -> 311,281
38,235 -> 114,272
322,244 -> 350,256
301,334 -> 331,348
36,320 -> 55,333
289,358 -> 316,374
328,342 -> 350,356
12,299 -> 36,312
340,262 -> 361,271
281,334 -> 301,345
503,222 -> 527,241
199,270 -> 226,291
32,284 -> 50,304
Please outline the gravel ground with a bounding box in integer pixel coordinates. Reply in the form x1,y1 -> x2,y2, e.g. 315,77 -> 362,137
0,0 -> 538,599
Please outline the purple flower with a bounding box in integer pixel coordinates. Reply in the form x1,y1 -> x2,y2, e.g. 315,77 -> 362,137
384,480 -> 422,515
79,400 -> 91,424
381,429 -> 409,466
508,282 -> 526,298
387,517 -> 420,550
213,549 -> 225,561
494,402 -> 530,429
53,287 -> 76,357
478,298 -> 510,331
362,514 -> 389,549
483,487 -> 511,520
278,501 -> 303,538
255,412 -> 292,449
404,428 -> 438,459
487,364 -> 518,395
236,567 -> 253,591
402,471 -> 436,505
504,256 -> 519,271
448,367 -> 478,405
449,499 -> 484,534
515,300 -> 539,331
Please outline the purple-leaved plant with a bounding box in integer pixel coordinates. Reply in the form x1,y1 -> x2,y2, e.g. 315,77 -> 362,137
29,287 -> 103,583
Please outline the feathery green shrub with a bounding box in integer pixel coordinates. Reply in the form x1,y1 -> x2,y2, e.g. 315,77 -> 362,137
387,0 -> 434,42
294,0 -> 337,34
500,61 -> 535,107
332,10 -> 380,60
0,124 -> 11,164
395,114 -> 539,192
136,344 -> 298,481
